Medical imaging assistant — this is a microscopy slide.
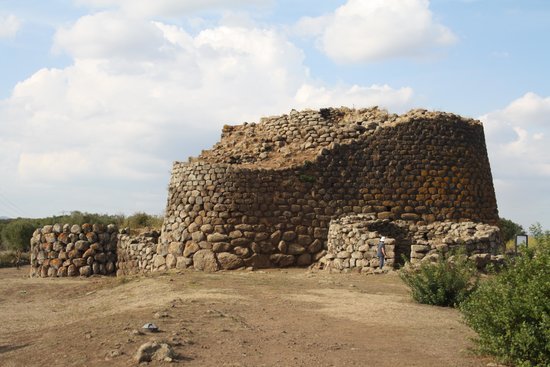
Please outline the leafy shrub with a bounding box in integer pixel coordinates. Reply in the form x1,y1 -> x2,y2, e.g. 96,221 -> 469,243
460,227 -> 550,367
499,217 -> 525,244
399,252 -> 478,307
123,212 -> 163,230
1,220 -> 36,251
0,211 -> 162,252
0,250 -> 30,268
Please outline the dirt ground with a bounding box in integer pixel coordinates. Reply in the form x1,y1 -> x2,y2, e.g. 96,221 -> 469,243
0,266 -> 494,367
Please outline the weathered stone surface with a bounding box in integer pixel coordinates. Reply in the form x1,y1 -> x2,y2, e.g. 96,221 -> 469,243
233,246 -> 250,257
193,249 -> 219,272
297,235 -> 312,246
217,252 -> 244,270
282,231 -> 297,242
49,258 -> 62,269
287,244 -> 306,255
79,265 -> 92,277
135,341 -> 176,363
296,253 -> 312,266
277,241 -> 288,254
153,254 -> 166,268
166,254 -> 177,268
183,242 -> 200,257
94,252 -> 107,263
44,233 -> 56,243
307,239 -> 323,254
106,261 -> 115,273
207,233 -> 230,243
72,258 -> 86,268
243,254 -> 271,269
156,243 -> 169,257
176,256 -> 192,269
212,242 -> 231,253
57,266 -> 68,277
230,238 -> 250,247
270,230 -> 282,243
67,264 -> 77,276
168,242 -> 183,256
74,240 -> 90,252
401,213 -> 421,221
270,254 -> 295,267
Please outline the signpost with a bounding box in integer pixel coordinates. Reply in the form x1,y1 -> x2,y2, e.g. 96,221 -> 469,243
515,234 -> 528,254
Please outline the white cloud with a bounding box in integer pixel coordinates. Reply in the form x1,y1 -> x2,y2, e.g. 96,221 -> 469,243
0,14 -> 20,38
480,92 -> 550,228
53,12 -> 167,60
295,83 -> 413,111
74,0 -> 268,17
0,11 -> 414,216
18,151 -> 91,182
296,0 -> 457,63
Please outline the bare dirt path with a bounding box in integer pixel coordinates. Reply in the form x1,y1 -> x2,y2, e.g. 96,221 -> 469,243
0,266 -> 492,366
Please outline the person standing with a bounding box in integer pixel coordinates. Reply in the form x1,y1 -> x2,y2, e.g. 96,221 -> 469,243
377,236 -> 386,269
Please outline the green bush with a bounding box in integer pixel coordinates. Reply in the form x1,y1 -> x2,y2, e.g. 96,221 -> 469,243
123,212 -> 163,230
0,250 -> 30,268
1,219 -> 36,252
460,227 -> 550,367
499,217 -> 525,244
0,211 -> 162,252
399,252 -> 479,307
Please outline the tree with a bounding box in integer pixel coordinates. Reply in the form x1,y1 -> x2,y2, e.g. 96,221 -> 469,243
1,219 -> 36,252
498,217 -> 524,244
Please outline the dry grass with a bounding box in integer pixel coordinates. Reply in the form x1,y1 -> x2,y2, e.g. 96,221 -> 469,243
0,266 -> 495,367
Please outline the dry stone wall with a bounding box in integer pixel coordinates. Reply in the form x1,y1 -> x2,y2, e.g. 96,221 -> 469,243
319,214 -> 501,273
161,107 -> 499,271
116,230 -> 160,276
30,223 -> 118,277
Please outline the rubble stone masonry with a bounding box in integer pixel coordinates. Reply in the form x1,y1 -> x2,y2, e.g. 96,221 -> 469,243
159,107 -> 499,271
30,223 -> 118,277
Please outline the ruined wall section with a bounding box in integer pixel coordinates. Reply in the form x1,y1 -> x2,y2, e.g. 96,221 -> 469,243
30,224 -> 118,277
320,215 -> 501,273
116,230 -> 160,276
160,109 -> 499,271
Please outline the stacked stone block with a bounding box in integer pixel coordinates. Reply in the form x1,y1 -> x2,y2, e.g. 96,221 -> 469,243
320,215 -> 401,272
319,214 -> 501,272
30,223 -> 118,277
410,221 -> 502,268
160,107 -> 500,271
116,230 -> 160,276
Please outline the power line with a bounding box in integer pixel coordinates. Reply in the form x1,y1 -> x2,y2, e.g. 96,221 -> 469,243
0,185 -> 28,218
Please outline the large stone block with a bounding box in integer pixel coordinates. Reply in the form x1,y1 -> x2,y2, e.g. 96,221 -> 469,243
217,252 -> 244,270
193,250 -> 219,272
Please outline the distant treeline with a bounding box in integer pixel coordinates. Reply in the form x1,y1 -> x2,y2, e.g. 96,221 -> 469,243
0,212 -> 525,253
0,211 -> 163,252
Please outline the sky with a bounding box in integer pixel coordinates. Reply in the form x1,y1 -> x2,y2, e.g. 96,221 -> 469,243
0,0 -> 549,231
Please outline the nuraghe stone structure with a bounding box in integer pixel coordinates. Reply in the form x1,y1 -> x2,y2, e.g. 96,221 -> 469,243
156,107 -> 501,272
30,223 -> 118,277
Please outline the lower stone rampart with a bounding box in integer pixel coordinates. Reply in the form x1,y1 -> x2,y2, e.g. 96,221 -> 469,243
30,224 -> 118,277
319,215 -> 501,272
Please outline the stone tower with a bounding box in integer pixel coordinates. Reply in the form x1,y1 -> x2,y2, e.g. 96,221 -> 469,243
159,107 -> 499,271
